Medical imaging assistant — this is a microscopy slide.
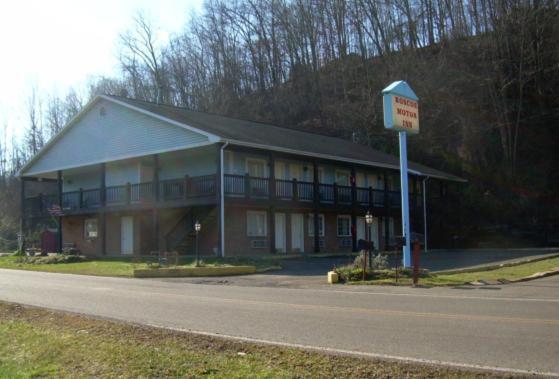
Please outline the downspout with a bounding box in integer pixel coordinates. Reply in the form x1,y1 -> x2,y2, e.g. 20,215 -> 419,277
220,142 -> 229,257
422,176 -> 430,252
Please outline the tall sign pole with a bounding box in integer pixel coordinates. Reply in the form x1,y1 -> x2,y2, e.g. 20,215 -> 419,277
382,81 -> 419,268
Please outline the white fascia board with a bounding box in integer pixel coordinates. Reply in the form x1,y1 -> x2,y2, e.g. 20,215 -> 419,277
100,95 -> 221,142
21,141 -> 217,178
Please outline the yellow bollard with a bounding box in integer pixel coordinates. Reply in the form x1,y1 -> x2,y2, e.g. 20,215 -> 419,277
327,271 -> 339,284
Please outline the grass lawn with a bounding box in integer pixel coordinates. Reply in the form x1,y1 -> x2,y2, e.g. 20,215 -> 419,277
0,302 -> 500,378
0,255 -> 281,278
346,256 -> 559,286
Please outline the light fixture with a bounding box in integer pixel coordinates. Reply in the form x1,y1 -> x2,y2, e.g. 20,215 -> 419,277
194,220 -> 201,232
365,211 -> 373,225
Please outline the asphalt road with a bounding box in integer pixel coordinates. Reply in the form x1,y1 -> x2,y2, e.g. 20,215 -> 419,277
1,269 -> 558,376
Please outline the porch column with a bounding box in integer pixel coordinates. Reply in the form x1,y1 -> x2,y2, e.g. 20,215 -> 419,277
412,175 -> 418,223
100,163 -> 106,207
350,166 -> 357,252
152,209 -> 159,252
153,154 -> 160,201
152,154 -> 160,252
57,170 -> 63,253
217,143 -> 224,256
383,171 -> 390,249
312,161 -> 320,252
19,177 -> 26,253
100,212 -> 107,256
268,153 -> 276,253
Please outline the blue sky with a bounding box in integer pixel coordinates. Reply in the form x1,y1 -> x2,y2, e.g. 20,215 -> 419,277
0,0 -> 203,142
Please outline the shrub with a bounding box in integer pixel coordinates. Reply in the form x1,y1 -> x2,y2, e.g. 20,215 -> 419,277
26,254 -> 87,265
352,251 -> 388,270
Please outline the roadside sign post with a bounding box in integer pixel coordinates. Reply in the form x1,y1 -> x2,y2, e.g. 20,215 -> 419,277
382,81 -> 419,268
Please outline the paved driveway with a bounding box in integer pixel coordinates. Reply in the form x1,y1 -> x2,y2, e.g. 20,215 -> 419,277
162,248 -> 558,288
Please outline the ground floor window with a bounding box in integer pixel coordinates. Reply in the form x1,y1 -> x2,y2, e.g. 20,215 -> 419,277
247,211 -> 267,236
308,214 -> 325,237
336,215 -> 351,237
84,218 -> 98,239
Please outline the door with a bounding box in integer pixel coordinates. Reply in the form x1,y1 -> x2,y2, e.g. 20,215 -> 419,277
289,164 -> 302,180
371,217 -> 380,250
275,213 -> 286,253
357,216 -> 380,250
246,158 -> 267,196
121,216 -> 134,255
291,213 -> 304,253
356,217 -> 366,242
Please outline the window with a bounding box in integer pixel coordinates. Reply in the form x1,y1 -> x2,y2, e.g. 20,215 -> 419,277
308,214 -> 325,237
337,215 -> 352,237
246,158 -> 267,178
224,151 -> 234,174
84,218 -> 98,239
335,170 -> 350,185
247,211 -> 267,236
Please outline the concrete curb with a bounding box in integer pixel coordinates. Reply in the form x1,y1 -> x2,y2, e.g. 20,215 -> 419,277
434,254 -> 559,275
467,267 -> 559,286
133,266 -> 256,278
508,267 -> 559,283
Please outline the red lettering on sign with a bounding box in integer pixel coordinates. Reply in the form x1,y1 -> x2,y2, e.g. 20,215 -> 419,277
394,96 -> 417,109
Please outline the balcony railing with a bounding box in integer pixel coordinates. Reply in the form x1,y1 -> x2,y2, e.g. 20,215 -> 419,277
25,173 -> 422,218
223,174 -> 413,209
25,174 -> 217,217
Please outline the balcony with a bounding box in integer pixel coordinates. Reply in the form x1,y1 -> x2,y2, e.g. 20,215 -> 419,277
24,173 -> 422,218
223,174 -> 417,210
24,174 -> 217,217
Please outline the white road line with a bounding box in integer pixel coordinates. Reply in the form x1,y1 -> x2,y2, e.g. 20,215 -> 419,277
147,323 -> 559,377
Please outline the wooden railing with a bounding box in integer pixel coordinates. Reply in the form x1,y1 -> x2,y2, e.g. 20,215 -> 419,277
25,174 -> 217,217
223,174 -> 410,209
25,172 -> 421,217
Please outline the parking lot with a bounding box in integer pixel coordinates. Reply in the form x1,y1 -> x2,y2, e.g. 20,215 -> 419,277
158,248 -> 559,288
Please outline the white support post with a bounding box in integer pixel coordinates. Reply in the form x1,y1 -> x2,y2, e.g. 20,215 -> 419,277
399,132 -> 411,267
423,177 -> 429,252
220,143 -> 228,257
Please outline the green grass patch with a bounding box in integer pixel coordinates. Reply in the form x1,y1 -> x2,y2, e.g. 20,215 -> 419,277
0,255 -> 281,278
344,256 -> 559,286
0,302 -> 499,378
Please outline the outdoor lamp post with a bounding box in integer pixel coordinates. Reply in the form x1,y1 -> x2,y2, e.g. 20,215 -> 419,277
194,220 -> 201,267
365,211 -> 374,270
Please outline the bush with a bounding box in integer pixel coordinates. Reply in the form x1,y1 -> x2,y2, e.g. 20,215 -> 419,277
351,251 -> 388,270
26,254 -> 87,265
334,264 -> 430,283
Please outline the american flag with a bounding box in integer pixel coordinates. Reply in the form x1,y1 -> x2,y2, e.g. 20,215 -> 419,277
48,204 -> 64,217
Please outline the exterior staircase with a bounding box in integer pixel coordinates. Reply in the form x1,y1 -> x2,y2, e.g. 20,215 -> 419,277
165,207 -> 216,255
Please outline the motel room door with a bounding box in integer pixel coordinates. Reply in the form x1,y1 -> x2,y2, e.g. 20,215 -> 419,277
291,213 -> 304,253
275,213 -> 287,253
356,216 -> 380,250
121,216 -> 134,255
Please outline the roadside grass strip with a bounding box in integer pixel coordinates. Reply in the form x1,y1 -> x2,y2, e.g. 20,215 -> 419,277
344,256 -> 559,286
0,302 -> 508,378
0,255 -> 280,278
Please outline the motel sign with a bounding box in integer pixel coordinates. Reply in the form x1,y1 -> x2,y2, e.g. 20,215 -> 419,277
382,80 -> 420,268
382,81 -> 419,134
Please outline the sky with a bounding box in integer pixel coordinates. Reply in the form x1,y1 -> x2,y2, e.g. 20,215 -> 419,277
0,0 -> 204,143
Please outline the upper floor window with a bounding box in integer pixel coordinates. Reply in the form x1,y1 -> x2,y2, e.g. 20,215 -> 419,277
246,158 -> 266,178
335,170 -> 350,186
